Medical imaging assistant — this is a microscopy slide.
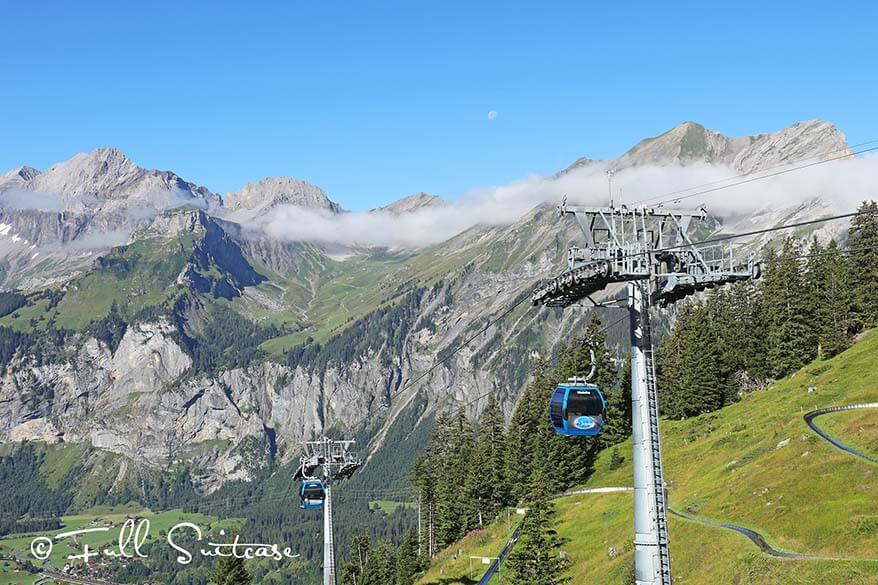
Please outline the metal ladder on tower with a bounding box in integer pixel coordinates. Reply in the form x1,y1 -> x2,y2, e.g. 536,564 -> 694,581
324,485 -> 337,585
641,303 -> 672,585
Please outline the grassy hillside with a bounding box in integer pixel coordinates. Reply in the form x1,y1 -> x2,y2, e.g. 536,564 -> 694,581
0,231 -> 197,332
419,330 -> 878,584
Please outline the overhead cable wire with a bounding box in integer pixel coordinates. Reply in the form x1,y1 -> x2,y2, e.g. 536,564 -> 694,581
633,145 -> 878,207
625,138 -> 878,207
603,208 -> 878,265
761,243 -> 878,263
458,310 -> 631,409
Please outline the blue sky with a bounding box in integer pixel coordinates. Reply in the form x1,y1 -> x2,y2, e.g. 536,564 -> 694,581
1,1 -> 875,210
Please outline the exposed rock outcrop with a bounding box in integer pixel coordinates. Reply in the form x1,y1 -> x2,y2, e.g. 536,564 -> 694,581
220,177 -> 342,222
375,192 -> 445,214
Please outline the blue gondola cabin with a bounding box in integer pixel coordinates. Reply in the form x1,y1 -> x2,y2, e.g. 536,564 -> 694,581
549,382 -> 606,437
300,479 -> 326,509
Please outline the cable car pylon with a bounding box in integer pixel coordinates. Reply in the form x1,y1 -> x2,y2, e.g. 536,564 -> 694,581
294,437 -> 362,585
533,200 -> 759,585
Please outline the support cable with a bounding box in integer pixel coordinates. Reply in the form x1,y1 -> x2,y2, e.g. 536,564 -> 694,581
632,144 -> 878,208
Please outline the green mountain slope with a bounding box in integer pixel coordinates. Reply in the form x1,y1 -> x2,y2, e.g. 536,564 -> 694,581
419,330 -> 878,584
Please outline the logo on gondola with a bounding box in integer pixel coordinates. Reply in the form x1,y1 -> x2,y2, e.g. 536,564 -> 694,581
573,416 -> 597,430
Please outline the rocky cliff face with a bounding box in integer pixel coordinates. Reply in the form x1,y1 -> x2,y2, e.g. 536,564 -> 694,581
0,319 -> 264,492
0,166 -> 40,190
151,209 -> 267,299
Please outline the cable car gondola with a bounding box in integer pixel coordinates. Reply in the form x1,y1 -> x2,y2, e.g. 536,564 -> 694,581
549,379 -> 606,437
548,345 -> 606,437
299,479 -> 326,509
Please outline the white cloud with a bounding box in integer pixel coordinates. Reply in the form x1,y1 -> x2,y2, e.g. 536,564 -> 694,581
60,230 -> 131,251
0,188 -> 67,211
487,110 -> 498,121
258,153 -> 878,248
125,187 -> 209,220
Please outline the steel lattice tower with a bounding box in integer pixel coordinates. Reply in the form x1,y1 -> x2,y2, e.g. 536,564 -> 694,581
533,201 -> 758,585
294,437 -> 362,585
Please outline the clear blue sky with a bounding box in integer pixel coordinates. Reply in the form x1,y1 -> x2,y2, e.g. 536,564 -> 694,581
1,1 -> 875,210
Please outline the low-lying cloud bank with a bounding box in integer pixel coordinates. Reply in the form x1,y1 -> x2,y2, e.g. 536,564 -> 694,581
0,187 -> 211,253
0,186 -> 208,216
260,155 -> 878,247
0,188 -> 71,212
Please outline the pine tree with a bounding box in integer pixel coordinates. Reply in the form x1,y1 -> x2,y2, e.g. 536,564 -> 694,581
340,535 -> 371,585
708,284 -> 762,387
848,200 -> 878,326
820,240 -> 857,356
506,473 -> 571,585
656,305 -> 689,419
685,304 -> 727,411
435,409 -> 474,546
362,541 -> 397,585
762,239 -> 818,377
806,238 -> 856,357
662,302 -> 726,417
506,357 -> 552,504
211,555 -> 251,585
465,394 -> 509,527
608,446 -> 625,470
395,530 -> 423,585
604,350 -> 632,446
410,412 -> 453,556
803,237 -> 826,333
737,279 -> 770,382
462,436 -> 487,528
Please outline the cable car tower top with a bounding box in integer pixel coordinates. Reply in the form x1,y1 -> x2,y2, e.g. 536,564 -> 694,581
532,199 -> 759,585
531,200 -> 759,308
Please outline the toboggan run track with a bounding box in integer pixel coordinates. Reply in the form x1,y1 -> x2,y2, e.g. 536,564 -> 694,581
477,404 -> 878,582
669,402 -> 878,562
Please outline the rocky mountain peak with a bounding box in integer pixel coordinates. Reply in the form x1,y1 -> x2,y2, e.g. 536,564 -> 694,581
0,166 -> 41,191
34,147 -> 141,196
561,119 -> 851,176
730,119 -> 850,174
220,177 -> 342,221
85,146 -> 132,166
0,148 -> 218,212
18,166 -> 40,181
615,121 -> 733,168
376,192 -> 444,214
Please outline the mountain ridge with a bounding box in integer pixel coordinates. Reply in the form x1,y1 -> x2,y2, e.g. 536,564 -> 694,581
374,192 -> 445,214
220,176 -> 343,221
560,119 -> 851,175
